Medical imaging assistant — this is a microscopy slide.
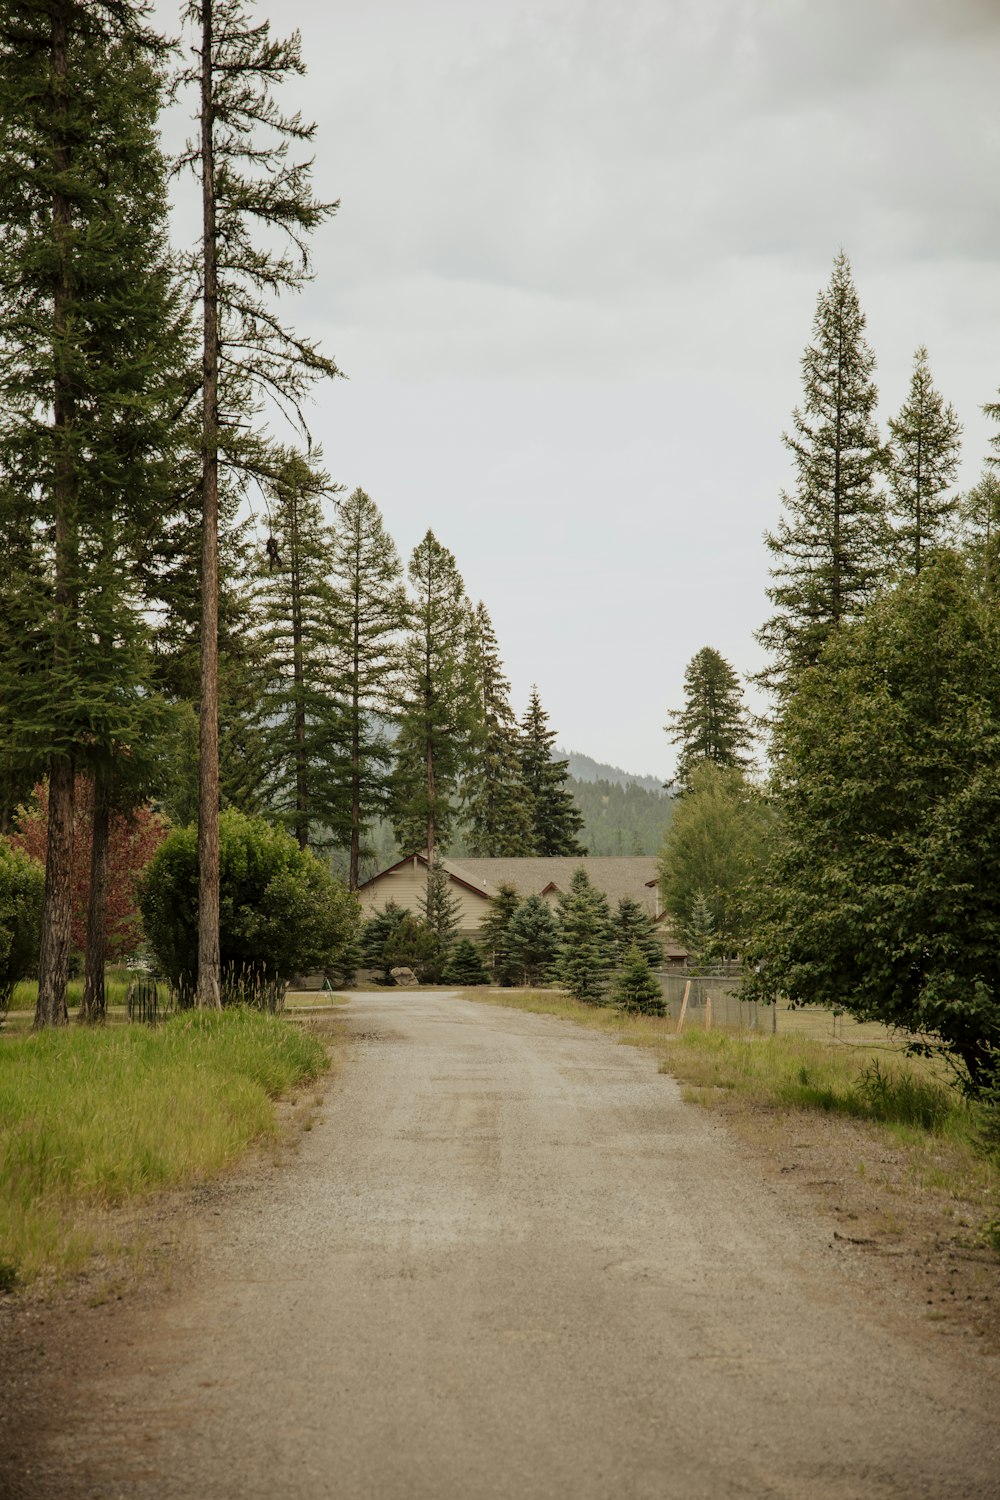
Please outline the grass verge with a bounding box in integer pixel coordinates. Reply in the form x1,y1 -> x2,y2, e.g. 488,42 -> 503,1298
0,1010 -> 328,1289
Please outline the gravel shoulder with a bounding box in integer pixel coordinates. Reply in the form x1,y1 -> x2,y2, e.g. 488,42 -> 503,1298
2,991 -> 998,1500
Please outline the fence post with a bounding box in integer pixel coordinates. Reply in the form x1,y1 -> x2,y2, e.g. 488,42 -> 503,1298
705,994 -> 712,1032
677,980 -> 691,1035
772,1000 -> 777,1034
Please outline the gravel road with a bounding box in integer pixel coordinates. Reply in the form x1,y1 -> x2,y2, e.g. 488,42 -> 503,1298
24,992 -> 1000,1498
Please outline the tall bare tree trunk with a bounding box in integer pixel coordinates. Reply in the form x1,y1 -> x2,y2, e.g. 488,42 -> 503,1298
35,4 -> 75,1030
80,766 -> 110,1023
196,0 -> 221,1009
290,487 -> 308,850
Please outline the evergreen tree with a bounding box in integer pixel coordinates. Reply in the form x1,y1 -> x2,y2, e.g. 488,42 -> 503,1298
418,857 -> 461,981
177,0 -> 340,1007
683,891 -> 718,975
505,894 -> 560,987
391,530 -> 475,863
479,881 -> 521,986
613,895 -> 662,969
553,867 -> 615,1004
443,938 -> 490,986
0,2 -> 185,1026
360,901 -> 408,984
611,946 -> 664,1016
326,488 -> 407,889
757,252 -> 887,691
666,647 -> 753,790
519,688 -> 585,856
463,603 -> 533,856
961,470 -> 1000,600
257,448 -> 342,849
886,346 -> 962,574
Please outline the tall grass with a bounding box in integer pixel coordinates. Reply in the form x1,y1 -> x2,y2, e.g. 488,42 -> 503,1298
0,1010 -> 327,1286
7,966 -> 132,1015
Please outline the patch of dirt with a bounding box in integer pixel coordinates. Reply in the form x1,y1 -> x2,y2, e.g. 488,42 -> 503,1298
698,1095 -> 1000,1351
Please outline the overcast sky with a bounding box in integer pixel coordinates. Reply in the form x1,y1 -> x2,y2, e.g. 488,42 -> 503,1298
156,0 -> 1000,779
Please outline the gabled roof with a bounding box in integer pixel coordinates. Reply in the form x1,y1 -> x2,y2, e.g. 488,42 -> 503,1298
357,851 -> 493,902
440,855 -> 660,907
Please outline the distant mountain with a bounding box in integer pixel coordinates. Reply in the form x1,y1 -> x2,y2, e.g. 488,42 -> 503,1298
558,749 -> 666,796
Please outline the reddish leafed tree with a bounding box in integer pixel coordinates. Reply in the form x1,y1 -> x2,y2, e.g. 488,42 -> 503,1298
11,779 -> 168,959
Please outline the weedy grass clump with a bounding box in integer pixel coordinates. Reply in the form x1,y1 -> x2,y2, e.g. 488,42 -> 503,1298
0,1011 -> 327,1286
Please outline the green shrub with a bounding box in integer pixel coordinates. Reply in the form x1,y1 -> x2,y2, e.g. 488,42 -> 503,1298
138,811 -> 359,1005
612,945 -> 665,1016
443,938 -> 490,986
0,840 -> 45,1022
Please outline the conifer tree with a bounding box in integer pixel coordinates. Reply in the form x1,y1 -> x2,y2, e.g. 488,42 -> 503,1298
505,894 -> 560,987
418,857 -> 462,982
666,647 -> 753,790
463,603 -> 533,856
757,252 -> 887,691
613,895 -> 662,970
443,937 -> 489,986
961,470 -> 1000,599
257,448 -> 342,849
479,881 -> 521,986
611,946 -> 664,1016
886,346 -> 962,574
327,488 -> 407,889
518,688 -> 585,856
0,2 -> 185,1026
177,0 -> 339,1007
391,530 -> 475,863
553,867 -> 615,1004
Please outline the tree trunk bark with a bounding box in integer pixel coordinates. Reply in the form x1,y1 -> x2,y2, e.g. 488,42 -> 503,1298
35,756 -> 74,1028
80,766 -> 110,1023
196,0 -> 222,1009
35,4 -> 75,1030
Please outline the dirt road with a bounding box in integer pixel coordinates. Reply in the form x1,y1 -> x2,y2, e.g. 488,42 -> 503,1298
8,992 -> 1000,1498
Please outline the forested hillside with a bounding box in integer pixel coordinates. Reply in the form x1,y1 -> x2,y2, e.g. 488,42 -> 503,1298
568,776 -> 672,855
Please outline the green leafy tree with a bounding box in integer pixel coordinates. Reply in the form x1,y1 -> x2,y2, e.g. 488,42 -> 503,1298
506,895 -> 560,986
479,881 -> 521,986
658,762 -> 769,959
886,346 -> 962,575
745,553 -> 1000,1093
613,895 -> 662,969
0,842 -> 45,1019
138,810 -> 358,1004
463,603 -> 533,856
443,938 -> 490,986
392,530 -> 475,862
666,647 -> 753,790
0,3 -> 187,1027
257,448 -> 342,849
519,688 -> 585,856
177,0 -> 340,1008
612,945 -> 664,1016
326,489 -> 407,889
757,251 -> 887,692
553,867 -> 615,1004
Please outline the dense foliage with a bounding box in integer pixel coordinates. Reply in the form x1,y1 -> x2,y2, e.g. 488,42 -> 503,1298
139,811 -> 359,1002
0,841 -> 45,1011
746,555 -> 1000,1092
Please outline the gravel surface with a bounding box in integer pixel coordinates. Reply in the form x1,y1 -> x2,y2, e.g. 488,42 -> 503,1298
6,991 -> 1000,1498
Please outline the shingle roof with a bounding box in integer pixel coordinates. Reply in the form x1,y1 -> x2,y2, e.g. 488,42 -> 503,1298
447,856 -> 660,907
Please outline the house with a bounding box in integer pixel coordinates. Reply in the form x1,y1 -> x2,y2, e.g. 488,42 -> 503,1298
356,852 -> 688,963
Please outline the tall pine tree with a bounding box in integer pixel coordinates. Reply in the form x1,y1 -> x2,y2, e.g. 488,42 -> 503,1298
666,647 -> 753,791
0,2 -> 184,1026
518,688 -> 584,856
326,488 -> 407,889
391,530 -> 475,865
886,346 -> 962,574
463,603 -> 533,856
178,0 -> 339,1007
757,251 -> 887,691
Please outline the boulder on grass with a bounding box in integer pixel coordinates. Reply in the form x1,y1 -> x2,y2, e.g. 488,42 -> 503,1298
390,966 -> 419,988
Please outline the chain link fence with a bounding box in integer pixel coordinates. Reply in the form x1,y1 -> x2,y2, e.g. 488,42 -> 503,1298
655,974 -> 776,1033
